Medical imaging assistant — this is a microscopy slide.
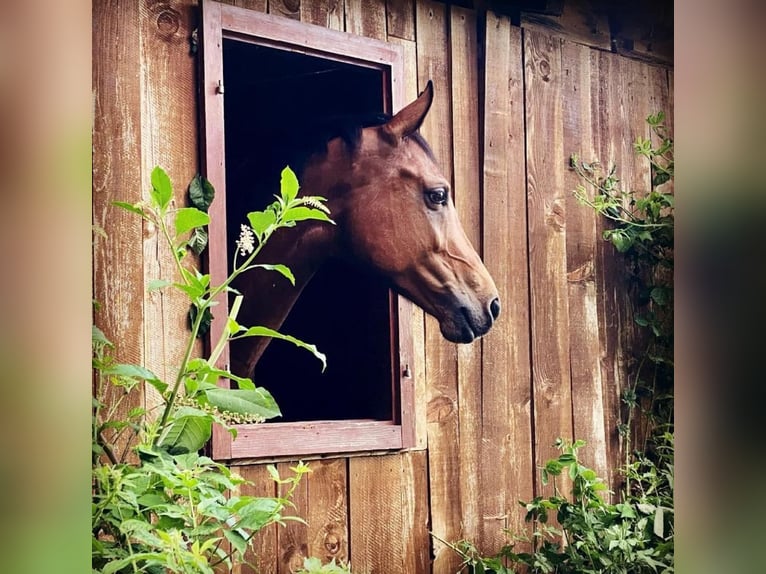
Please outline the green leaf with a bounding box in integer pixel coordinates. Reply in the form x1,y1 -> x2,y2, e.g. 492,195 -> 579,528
112,200 -> 145,217
650,286 -> 670,306
103,364 -> 167,394
158,407 -> 212,454
653,506 -> 665,538
175,207 -> 210,236
189,174 -> 215,212
150,166 -> 173,211
240,326 -> 327,371
223,529 -> 248,556
280,166 -> 300,203
252,263 -> 295,285
282,206 -> 334,225
204,388 -> 281,419
188,227 -> 209,255
147,279 -> 171,291
92,325 -> 112,347
247,210 -> 277,236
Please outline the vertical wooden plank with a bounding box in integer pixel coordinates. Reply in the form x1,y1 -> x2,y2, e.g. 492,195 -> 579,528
348,455 -> 404,574
386,0 -> 415,41
386,35 -> 428,449
449,4 -> 482,550
276,461 -> 310,573
268,0 -> 300,20
93,0 -> 145,456
300,0 -> 343,30
399,451 -> 430,574
345,0 -> 387,39
592,50 -> 624,492
561,41 -> 609,482
305,460 -> 349,566
415,1 -> 459,572
239,465 -> 279,574
139,0 -> 200,397
349,453 -> 428,574
523,29 -> 574,497
481,13 -> 533,553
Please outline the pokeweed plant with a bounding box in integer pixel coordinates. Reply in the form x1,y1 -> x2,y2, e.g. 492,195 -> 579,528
93,166 -> 332,573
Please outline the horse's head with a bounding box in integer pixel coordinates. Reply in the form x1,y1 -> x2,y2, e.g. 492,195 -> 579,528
306,81 -> 500,343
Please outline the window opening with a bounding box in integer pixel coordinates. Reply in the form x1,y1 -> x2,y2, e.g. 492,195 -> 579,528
200,2 -> 412,459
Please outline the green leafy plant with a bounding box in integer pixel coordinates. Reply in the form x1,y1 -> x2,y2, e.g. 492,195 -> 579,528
443,438 -> 673,573
571,111 -> 674,463
93,166 -> 332,573
442,113 -> 674,573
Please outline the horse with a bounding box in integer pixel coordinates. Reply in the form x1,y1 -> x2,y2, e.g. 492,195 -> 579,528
229,81 -> 501,380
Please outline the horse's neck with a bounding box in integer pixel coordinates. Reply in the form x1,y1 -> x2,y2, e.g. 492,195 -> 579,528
230,215 -> 337,378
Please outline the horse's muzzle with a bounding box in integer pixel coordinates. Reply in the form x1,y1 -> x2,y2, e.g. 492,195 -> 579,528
441,296 -> 500,343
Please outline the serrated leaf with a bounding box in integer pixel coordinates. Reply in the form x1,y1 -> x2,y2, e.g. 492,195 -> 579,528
204,388 -> 281,419
240,326 -> 326,371
175,207 -> 210,236
189,174 -> 215,212
252,264 -> 295,285
150,166 -> 172,211
650,286 -> 669,306
280,166 -> 300,203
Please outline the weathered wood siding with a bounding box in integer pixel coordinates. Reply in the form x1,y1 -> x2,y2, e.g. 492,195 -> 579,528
92,1 -> 673,573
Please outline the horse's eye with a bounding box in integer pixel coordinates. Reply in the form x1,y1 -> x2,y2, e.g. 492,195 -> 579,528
425,187 -> 448,207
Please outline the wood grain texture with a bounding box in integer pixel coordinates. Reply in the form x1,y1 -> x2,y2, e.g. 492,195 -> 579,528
481,13 -> 533,553
300,0 -> 343,30
348,452 -> 429,574
345,0 -> 387,40
139,0 -> 200,403
268,0 -> 301,20
386,0 -> 415,41
277,461 -> 310,573
450,4 -> 483,549
521,0 -> 610,51
304,460 -> 349,565
385,34 -> 428,449
238,465 -> 279,574
415,2 -> 459,572
523,28 -> 574,497
561,40 -> 609,484
93,0 -> 145,459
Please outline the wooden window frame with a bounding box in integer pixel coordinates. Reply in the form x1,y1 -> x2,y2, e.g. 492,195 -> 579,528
199,0 -> 415,461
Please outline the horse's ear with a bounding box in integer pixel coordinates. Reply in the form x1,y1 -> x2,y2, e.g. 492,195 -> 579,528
384,80 -> 434,141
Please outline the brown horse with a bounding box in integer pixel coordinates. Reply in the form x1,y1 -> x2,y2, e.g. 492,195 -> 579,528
230,81 -> 500,378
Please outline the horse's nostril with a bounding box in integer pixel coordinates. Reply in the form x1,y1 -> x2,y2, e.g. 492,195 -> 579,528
489,297 -> 501,321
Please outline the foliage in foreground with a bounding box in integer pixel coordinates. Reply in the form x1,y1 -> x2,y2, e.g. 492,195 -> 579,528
446,437 -> 674,573
93,166 -> 332,573
443,113 -> 674,573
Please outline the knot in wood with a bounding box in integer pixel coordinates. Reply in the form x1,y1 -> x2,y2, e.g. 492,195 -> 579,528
427,395 -> 456,423
156,8 -> 181,38
539,59 -> 551,82
324,531 -> 341,554
283,0 -> 301,13
546,200 -> 566,231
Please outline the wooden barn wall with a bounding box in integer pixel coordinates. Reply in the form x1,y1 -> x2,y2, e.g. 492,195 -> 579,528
92,1 -> 673,573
